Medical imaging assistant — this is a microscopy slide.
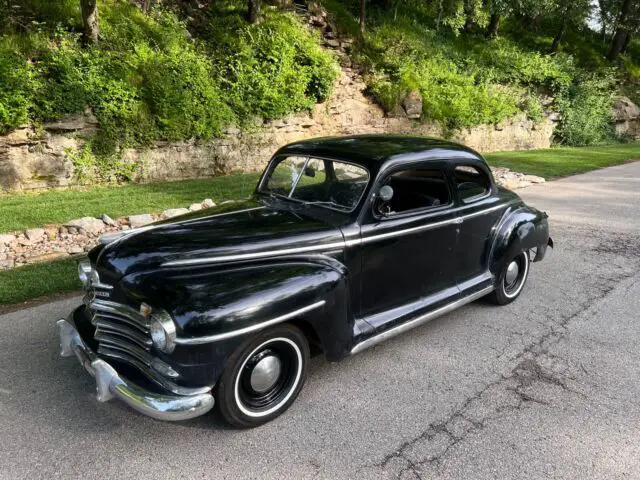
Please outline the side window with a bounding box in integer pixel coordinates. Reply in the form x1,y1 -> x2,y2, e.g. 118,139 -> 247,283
454,165 -> 490,202
379,167 -> 451,216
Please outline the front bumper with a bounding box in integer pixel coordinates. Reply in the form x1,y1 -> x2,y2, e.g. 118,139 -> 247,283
57,318 -> 215,421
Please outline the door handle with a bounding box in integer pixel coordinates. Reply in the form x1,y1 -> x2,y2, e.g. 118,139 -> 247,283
454,217 -> 464,224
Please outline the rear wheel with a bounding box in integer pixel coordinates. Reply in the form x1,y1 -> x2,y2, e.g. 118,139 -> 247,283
216,324 -> 310,428
488,251 -> 530,305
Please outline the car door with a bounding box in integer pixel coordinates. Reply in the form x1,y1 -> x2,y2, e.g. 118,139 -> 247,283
451,162 -> 504,291
355,161 -> 459,321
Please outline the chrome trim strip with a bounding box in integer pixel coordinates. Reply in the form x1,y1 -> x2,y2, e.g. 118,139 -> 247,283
93,312 -> 149,335
350,285 -> 495,355
160,201 -> 520,266
162,244 -> 345,267
57,319 -> 214,421
352,201 -> 516,246
174,300 -> 326,345
94,323 -> 153,349
97,338 -> 154,366
90,299 -> 149,326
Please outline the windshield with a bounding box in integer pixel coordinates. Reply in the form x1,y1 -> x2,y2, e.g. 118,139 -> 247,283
259,156 -> 370,212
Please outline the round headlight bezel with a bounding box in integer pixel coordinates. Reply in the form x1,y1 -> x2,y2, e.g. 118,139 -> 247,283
149,310 -> 176,353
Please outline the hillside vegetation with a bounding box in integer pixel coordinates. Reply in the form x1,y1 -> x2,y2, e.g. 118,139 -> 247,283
0,0 -> 338,156
324,0 -> 639,146
0,0 -> 638,162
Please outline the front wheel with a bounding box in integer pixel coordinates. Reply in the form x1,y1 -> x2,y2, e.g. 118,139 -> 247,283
488,250 -> 530,305
216,324 -> 310,428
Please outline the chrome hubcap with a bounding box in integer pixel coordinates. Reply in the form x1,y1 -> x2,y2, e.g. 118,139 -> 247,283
505,260 -> 519,285
250,355 -> 282,393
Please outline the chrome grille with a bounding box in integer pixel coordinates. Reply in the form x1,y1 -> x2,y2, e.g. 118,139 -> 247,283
87,297 -> 153,368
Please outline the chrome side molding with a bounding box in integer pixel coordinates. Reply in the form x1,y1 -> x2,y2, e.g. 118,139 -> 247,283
174,300 -> 327,345
350,286 -> 494,355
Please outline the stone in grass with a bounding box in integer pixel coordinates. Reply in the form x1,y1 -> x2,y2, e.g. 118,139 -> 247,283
101,214 -> 118,226
128,214 -> 154,228
66,217 -> 106,235
25,252 -> 69,264
160,208 -> 190,220
67,245 -> 84,254
0,234 -> 16,245
25,228 -> 45,241
188,203 -> 203,212
0,259 -> 15,269
202,199 -> 216,209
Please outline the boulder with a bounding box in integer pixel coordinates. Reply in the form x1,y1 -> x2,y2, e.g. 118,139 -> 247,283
128,214 -> 154,228
402,90 -> 423,119
25,228 -> 45,241
0,234 -> 16,245
613,97 -> 640,122
202,199 -> 216,208
189,203 -> 203,212
101,214 -> 118,227
66,217 -> 106,235
160,208 -> 190,219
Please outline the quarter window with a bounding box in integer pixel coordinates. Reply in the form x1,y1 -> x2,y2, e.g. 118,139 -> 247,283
454,165 -> 490,202
378,167 -> 450,216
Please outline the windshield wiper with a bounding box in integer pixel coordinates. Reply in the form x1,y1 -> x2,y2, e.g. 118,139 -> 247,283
302,200 -> 351,212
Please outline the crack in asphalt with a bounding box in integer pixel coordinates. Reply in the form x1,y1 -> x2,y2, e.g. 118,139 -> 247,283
368,242 -> 640,479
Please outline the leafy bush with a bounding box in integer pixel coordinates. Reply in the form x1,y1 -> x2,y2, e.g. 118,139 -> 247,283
0,48 -> 34,133
205,12 -> 338,120
0,0 -> 336,157
554,74 -> 616,146
364,21 -> 520,129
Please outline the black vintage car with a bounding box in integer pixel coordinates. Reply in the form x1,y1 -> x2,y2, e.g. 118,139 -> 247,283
58,135 -> 552,427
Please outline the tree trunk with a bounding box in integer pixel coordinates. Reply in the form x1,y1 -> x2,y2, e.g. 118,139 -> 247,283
463,0 -> 475,33
247,0 -> 260,24
608,0 -> 631,60
142,0 -> 152,12
486,12 -> 500,38
359,0 -> 366,34
609,28 -> 628,60
598,0 -> 607,42
621,32 -> 632,53
80,0 -> 99,45
550,19 -> 567,53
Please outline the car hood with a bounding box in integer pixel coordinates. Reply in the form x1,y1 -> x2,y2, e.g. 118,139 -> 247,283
96,198 -> 345,281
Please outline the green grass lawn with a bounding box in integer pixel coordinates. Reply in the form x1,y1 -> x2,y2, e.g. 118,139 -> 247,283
0,257 -> 81,306
485,143 -> 640,179
0,142 -> 639,307
0,173 -> 260,233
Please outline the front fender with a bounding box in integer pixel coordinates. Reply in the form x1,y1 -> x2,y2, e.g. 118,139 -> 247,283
120,255 -> 351,366
489,205 -> 550,276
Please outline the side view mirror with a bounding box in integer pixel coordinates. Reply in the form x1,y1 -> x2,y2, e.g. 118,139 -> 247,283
378,185 -> 394,202
374,185 -> 394,217
304,166 -> 316,178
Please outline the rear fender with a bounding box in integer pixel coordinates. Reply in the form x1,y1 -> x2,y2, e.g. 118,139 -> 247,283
489,206 -> 550,276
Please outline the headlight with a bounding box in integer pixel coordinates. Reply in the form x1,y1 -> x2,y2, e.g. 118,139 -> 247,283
149,310 -> 176,353
78,261 -> 92,287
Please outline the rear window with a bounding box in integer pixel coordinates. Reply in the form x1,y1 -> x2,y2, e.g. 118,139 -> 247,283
454,165 -> 490,202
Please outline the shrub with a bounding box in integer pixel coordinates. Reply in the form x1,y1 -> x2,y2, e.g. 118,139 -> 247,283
206,12 -> 338,120
0,48 -> 34,133
555,74 -> 616,146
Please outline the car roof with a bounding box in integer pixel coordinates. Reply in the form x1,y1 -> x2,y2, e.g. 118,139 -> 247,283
274,135 -> 484,173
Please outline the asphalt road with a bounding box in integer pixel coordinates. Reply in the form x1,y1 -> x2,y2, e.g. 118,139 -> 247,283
1,162 -> 640,479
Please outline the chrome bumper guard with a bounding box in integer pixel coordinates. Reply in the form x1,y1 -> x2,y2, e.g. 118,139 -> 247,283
57,318 -> 214,421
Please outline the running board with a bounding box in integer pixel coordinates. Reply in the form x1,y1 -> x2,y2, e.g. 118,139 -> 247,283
350,285 -> 494,355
